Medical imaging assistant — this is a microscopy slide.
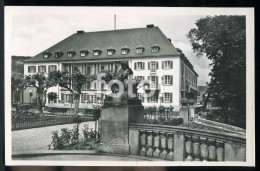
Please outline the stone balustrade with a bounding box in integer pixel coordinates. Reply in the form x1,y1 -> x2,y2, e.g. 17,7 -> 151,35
129,124 -> 246,161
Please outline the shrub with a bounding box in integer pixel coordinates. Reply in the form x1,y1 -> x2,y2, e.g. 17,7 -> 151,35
48,128 -> 73,150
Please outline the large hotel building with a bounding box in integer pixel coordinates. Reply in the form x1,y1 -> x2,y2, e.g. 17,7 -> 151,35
23,24 -> 198,110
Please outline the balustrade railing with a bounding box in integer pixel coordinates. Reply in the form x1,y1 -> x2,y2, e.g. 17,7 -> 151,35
129,123 -> 246,161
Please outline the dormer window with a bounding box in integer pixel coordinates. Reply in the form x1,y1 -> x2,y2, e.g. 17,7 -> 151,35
43,52 -> 51,59
80,49 -> 89,57
93,47 -> 102,56
55,50 -> 63,58
107,47 -> 115,56
151,44 -> 160,53
67,49 -> 76,58
121,46 -> 130,55
136,45 -> 144,54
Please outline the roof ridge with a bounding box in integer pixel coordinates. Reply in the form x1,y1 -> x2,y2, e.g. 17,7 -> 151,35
76,26 -> 157,34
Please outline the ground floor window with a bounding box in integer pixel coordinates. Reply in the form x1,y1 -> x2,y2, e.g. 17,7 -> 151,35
164,93 -> 172,103
148,93 -> 158,103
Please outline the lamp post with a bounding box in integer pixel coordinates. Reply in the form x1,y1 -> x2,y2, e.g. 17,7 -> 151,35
29,90 -> 33,106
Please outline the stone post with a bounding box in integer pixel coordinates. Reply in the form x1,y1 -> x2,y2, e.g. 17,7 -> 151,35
99,97 -> 144,155
179,98 -> 189,125
188,99 -> 195,120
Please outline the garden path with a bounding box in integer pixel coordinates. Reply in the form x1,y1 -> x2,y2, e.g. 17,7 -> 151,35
12,121 -> 95,153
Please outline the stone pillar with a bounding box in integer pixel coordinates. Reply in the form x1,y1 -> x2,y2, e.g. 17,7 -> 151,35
99,97 -> 144,154
188,99 -> 195,119
179,98 -> 189,125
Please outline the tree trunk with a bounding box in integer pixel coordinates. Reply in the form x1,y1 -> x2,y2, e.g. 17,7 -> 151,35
38,92 -> 46,113
203,92 -> 211,112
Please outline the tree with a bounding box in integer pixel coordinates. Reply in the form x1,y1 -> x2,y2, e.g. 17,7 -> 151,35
48,70 -> 96,114
48,70 -> 96,142
25,73 -> 54,113
11,74 -> 27,111
187,16 -> 246,127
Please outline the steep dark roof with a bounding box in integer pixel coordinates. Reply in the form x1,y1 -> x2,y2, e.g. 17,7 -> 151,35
24,26 -> 179,63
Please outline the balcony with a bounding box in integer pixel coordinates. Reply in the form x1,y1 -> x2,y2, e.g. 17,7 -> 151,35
143,84 -> 160,91
149,69 -> 157,75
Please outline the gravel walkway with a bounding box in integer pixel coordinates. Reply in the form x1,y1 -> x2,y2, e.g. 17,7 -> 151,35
12,121 -> 96,153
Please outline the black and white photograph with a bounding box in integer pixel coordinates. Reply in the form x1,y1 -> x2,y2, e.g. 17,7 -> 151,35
4,7 -> 255,166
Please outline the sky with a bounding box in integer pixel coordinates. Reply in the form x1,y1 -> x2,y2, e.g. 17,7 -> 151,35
9,7 -> 212,86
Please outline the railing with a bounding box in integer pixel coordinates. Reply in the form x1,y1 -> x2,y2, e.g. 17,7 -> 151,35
12,115 -> 94,131
129,123 -> 246,161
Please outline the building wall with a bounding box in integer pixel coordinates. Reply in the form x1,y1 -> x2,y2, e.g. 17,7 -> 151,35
23,55 -> 198,111
129,56 -> 180,109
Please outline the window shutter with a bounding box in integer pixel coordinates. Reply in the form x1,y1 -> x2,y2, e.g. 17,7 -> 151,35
87,81 -> 90,89
48,66 -> 51,73
86,94 -> 89,100
61,93 -> 64,100
134,62 -> 137,70
142,76 -> 145,80
170,61 -> 173,69
162,61 -> 164,69
161,94 -> 164,103
156,93 -> 158,103
141,94 -> 144,102
170,93 -> 173,103
38,66 -> 40,73
148,76 -> 151,89
170,76 -> 173,85
147,97 -> 150,103
142,62 -> 145,70
28,66 -> 30,73
148,62 -> 151,70
156,76 -> 158,89
156,62 -> 159,69
44,66 -> 46,72
161,76 -> 164,85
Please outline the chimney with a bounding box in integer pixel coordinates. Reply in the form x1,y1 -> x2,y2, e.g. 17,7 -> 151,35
77,30 -> 85,34
146,24 -> 154,28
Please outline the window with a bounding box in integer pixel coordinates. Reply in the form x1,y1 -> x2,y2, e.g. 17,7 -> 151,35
93,48 -> 102,56
94,51 -> 99,56
121,46 -> 130,55
108,63 -> 114,70
135,62 -> 145,70
164,93 -> 172,103
162,60 -> 173,69
67,50 -> 75,58
152,47 -> 159,53
48,65 -> 57,72
149,93 -> 158,103
107,48 -> 115,55
38,66 -> 46,73
136,48 -> 144,54
150,76 -> 157,88
28,66 -> 36,73
101,65 -> 105,71
151,45 -> 160,53
80,50 -> 88,57
164,75 -> 173,85
164,61 -> 172,69
90,95 -> 97,103
148,61 -> 158,71
55,51 -> 63,58
121,49 -> 129,55
43,52 -> 51,59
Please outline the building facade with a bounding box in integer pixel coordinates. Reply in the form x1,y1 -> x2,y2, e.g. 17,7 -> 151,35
23,25 -> 198,110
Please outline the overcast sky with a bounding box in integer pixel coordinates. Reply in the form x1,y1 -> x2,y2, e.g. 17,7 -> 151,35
9,7 -> 212,86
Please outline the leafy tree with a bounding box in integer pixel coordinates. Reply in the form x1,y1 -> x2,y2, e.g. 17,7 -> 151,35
11,74 -> 27,111
25,73 -> 55,113
187,16 -> 246,126
48,70 -> 96,114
